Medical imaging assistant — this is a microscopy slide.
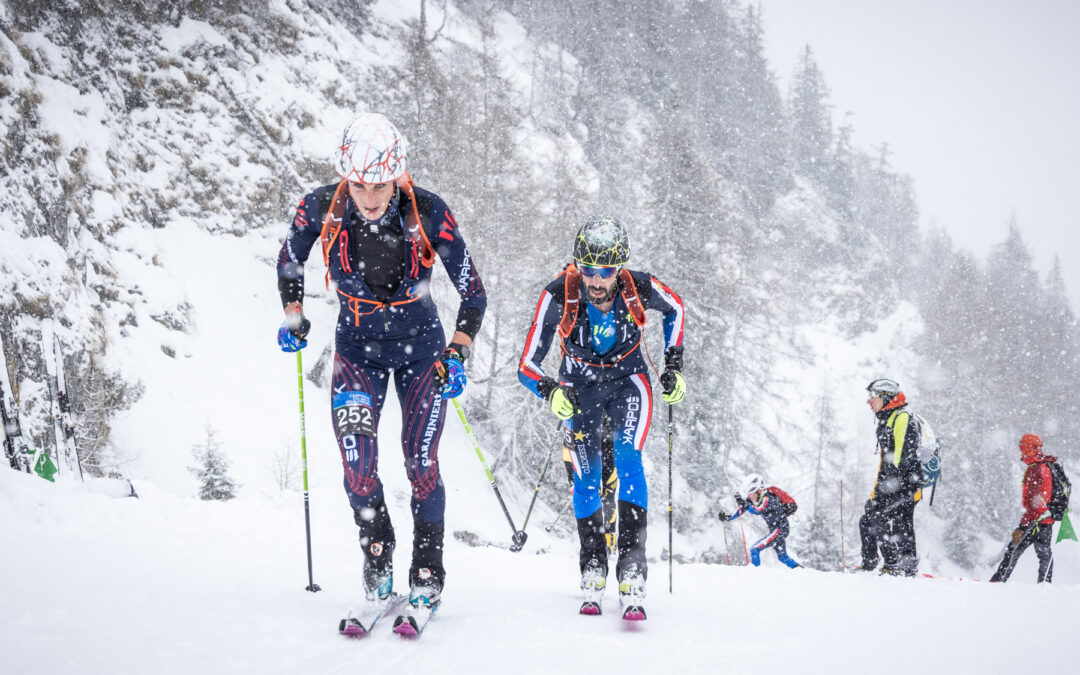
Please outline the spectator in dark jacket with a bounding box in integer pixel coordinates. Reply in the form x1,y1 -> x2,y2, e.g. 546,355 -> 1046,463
858,379 -> 924,576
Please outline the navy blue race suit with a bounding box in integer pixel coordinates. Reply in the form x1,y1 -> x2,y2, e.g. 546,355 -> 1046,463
277,182 -> 485,588
518,268 -> 684,582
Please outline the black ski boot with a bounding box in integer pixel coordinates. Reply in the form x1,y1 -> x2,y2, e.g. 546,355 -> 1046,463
408,516 -> 445,609
577,509 -> 608,614
354,498 -> 395,601
616,501 -> 648,619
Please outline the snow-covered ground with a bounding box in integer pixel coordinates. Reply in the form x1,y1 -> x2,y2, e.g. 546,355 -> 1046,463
4,426 -> 1079,674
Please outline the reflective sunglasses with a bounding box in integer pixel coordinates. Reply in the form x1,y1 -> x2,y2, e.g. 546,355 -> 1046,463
577,263 -> 620,279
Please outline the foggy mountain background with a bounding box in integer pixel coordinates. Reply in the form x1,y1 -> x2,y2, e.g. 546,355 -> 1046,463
2,0 -> 1077,573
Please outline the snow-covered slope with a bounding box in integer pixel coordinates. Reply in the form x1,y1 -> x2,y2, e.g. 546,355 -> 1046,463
3,459 -> 1078,674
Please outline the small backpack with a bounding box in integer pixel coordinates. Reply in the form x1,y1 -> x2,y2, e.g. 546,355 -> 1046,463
768,486 -> 798,517
913,414 -> 942,488
1043,461 -> 1072,521
885,411 -> 941,488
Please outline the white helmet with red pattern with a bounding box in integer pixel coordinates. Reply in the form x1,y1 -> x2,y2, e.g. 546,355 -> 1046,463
334,113 -> 407,184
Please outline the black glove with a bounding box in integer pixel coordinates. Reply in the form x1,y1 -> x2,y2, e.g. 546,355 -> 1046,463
734,493 -> 747,510
718,509 -> 729,521
287,315 -> 311,340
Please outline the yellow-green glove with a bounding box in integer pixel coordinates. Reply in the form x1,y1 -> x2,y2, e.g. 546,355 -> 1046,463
549,387 -> 579,420
660,368 -> 685,404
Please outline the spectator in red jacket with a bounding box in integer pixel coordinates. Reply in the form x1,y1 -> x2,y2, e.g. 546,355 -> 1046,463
990,434 -> 1055,583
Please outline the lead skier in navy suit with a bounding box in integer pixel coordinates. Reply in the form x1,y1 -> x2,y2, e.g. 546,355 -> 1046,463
276,113 -> 486,609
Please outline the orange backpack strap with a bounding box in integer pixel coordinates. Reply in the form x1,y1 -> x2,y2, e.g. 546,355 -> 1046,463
318,180 -> 351,289
619,268 -> 646,328
558,264 -> 581,339
395,172 -> 436,269
319,180 -> 350,267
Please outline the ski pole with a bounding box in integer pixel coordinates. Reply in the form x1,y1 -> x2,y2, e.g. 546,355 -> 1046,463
721,519 -> 732,565
447,395 -> 528,551
295,350 -> 320,593
667,405 -> 674,593
839,479 -> 846,571
739,515 -> 750,565
521,424 -> 562,535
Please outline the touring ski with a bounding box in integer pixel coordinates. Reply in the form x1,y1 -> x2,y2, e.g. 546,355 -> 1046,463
49,329 -> 84,480
338,594 -> 406,637
621,604 -> 647,621
392,598 -> 438,637
579,601 -> 601,615
1,337 -> 34,474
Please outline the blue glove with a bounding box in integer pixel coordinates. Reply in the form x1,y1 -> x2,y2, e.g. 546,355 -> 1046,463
433,343 -> 469,398
277,311 -> 311,353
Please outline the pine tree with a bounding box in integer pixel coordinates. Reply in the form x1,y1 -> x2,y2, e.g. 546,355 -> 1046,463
189,427 -> 238,501
788,45 -> 833,186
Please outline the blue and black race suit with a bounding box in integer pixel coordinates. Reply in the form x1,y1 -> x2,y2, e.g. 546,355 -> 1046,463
518,268 -> 684,577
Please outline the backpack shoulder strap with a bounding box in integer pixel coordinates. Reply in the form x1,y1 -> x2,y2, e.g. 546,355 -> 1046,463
885,411 -> 910,467
619,268 -> 646,328
558,264 -> 581,339
319,181 -> 351,287
395,173 -> 436,269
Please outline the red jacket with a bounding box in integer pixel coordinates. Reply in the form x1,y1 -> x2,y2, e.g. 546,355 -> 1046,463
1020,455 -> 1057,527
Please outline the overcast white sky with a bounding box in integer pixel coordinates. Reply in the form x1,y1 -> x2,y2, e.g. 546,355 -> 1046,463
758,0 -> 1080,308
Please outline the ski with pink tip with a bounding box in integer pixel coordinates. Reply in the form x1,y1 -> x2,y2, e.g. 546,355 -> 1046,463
338,594 -> 406,637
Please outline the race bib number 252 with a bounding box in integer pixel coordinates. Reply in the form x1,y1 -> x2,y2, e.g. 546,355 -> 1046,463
332,391 -> 376,438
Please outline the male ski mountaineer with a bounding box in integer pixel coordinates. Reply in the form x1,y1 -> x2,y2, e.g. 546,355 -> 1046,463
518,216 -> 686,619
990,434 -> 1060,583
859,379 -> 924,576
719,475 -> 800,568
276,113 -> 486,614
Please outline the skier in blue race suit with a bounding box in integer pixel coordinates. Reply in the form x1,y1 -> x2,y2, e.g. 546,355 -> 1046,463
276,113 -> 486,609
518,216 -> 686,615
719,475 -> 800,568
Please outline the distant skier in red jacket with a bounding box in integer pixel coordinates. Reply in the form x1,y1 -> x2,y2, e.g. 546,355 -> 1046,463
990,434 -> 1056,583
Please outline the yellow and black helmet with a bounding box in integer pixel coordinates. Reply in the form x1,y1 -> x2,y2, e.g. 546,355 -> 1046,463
573,215 -> 630,268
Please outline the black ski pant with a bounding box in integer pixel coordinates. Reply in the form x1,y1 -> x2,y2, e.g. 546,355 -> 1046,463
859,498 -> 917,574
991,522 -> 1054,583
